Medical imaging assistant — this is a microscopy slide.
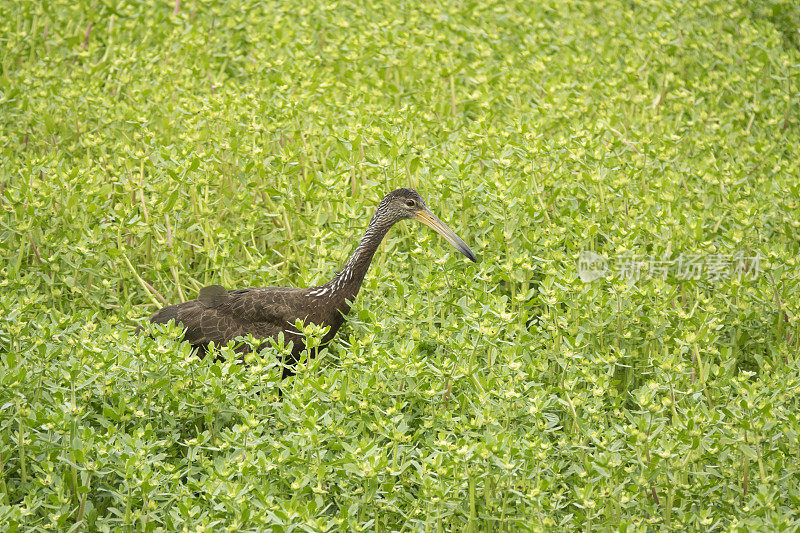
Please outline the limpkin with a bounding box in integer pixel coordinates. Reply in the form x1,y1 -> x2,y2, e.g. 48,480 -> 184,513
143,188 -> 476,378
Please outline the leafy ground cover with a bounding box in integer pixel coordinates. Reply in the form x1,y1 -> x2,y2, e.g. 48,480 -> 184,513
1,0 -> 799,530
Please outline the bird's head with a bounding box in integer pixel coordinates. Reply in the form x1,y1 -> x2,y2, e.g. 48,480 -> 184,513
380,188 -> 477,263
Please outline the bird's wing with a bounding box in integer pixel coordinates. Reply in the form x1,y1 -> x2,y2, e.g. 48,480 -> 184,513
222,286 -> 306,324
147,285 -> 307,351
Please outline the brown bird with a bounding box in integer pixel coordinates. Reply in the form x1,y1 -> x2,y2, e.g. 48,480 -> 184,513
143,188 -> 476,378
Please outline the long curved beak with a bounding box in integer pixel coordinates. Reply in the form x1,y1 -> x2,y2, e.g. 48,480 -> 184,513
414,208 -> 477,263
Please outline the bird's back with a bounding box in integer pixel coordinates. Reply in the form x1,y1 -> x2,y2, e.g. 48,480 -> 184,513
147,284 -> 337,357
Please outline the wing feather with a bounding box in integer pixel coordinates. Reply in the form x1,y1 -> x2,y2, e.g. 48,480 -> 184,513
147,285 -> 309,353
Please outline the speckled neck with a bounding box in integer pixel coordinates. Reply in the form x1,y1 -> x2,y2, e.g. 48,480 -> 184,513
309,199 -> 395,304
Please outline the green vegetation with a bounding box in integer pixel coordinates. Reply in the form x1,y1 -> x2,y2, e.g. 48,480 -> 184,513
1,0 -> 799,530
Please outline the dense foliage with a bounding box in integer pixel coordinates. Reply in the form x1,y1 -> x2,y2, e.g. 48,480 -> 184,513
1,0 -> 799,530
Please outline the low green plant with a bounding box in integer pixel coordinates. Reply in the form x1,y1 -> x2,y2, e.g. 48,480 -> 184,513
1,0 -> 798,530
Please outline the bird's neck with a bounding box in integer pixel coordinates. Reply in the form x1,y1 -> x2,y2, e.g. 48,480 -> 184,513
323,209 -> 392,305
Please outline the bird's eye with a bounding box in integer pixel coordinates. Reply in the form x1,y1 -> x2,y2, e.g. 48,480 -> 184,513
405,199 -> 416,208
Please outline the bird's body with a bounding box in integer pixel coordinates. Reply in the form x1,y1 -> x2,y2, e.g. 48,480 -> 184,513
147,286 -> 341,361
143,188 -> 476,377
